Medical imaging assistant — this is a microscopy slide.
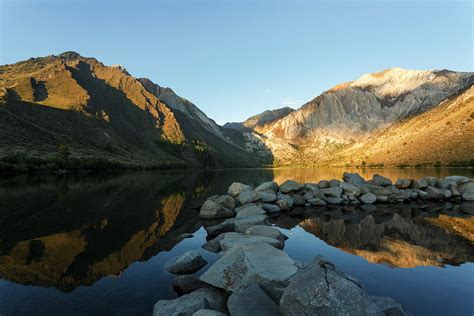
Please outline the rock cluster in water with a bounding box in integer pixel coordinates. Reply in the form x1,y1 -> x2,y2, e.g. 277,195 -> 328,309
153,172 -> 474,315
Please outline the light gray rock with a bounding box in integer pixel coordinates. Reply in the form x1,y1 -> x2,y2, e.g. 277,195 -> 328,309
238,189 -> 260,205
279,180 -> 302,193
339,182 -> 361,196
172,275 -> 206,295
394,179 -> 412,189
343,172 -> 366,185
193,309 -> 226,316
245,225 -> 288,241
167,250 -> 208,275
443,189 -> 452,199
261,203 -> 282,213
279,256 -> 385,316
218,232 -> 284,251
329,179 -> 341,187
320,187 -> 343,198
308,198 -> 327,206
436,179 -> 450,190
235,205 -> 266,218
318,180 -> 330,188
234,203 -> 259,214
359,192 -> 377,204
389,190 -> 411,202
200,200 -> 234,219
445,175 -> 470,185
257,190 -> 277,203
372,174 -> 392,187
458,182 -> 474,201
232,215 -> 270,233
228,182 -> 251,197
199,243 -> 298,292
227,284 -> 280,316
312,189 -> 327,200
412,178 -> 428,189
209,195 -> 236,211
255,181 -> 279,192
205,221 -> 235,238
153,288 -> 227,316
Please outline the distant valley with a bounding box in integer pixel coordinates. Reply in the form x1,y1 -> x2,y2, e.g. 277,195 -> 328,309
0,52 -> 473,171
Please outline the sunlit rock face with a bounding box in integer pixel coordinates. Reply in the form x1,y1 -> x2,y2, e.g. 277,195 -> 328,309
298,209 -> 474,268
231,68 -> 474,166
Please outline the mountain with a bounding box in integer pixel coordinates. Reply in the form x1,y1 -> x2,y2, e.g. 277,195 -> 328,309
230,68 -> 474,167
0,52 -> 268,171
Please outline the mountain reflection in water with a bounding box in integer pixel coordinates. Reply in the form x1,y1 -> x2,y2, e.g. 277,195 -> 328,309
272,203 -> 474,268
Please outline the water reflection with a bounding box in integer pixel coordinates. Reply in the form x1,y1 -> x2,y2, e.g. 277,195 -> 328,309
0,168 -> 473,315
272,203 -> 474,268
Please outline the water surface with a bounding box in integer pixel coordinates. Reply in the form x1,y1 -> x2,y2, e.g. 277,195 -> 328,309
0,168 -> 473,315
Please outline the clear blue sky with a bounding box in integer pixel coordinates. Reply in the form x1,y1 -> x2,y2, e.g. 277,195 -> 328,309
1,0 -> 472,124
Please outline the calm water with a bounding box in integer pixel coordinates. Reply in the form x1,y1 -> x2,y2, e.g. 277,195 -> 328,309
0,168 -> 473,315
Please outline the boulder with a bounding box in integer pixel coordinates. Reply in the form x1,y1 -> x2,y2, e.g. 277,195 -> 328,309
218,232 -> 284,251
202,236 -> 224,253
436,179 -> 450,190
193,310 -> 226,316
279,180 -> 302,193
424,176 -> 438,186
342,172 -> 366,185
167,250 -> 208,275
412,178 -> 428,189
234,203 -> 259,214
317,180 -> 330,188
414,189 -> 429,200
209,195 -> 236,211
329,179 -> 341,187
458,182 -> 474,201
279,256 -> 388,316
238,189 -> 260,205
228,182 -> 251,197
227,284 -> 280,316
308,198 -> 327,206
302,191 -> 314,201
200,200 -> 234,219
277,193 -> 294,208
359,192 -> 377,204
261,203 -> 282,213
244,225 -> 288,241
232,215 -> 270,233
291,193 -> 305,206
172,275 -> 206,295
365,185 -> 400,196
459,203 -> 474,215
199,243 -> 298,292
424,186 -> 444,200
257,190 -> 278,203
153,288 -> 227,316
301,183 -> 319,191
320,187 -> 343,198
372,174 -> 392,187
339,182 -> 361,196
255,181 -> 279,192
394,179 -> 412,189
235,206 -> 266,218
445,175 -> 470,185
205,221 -> 235,238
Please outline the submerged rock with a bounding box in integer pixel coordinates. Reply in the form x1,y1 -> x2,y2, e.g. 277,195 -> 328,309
167,250 -> 208,275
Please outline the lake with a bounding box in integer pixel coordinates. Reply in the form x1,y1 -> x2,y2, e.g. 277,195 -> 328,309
0,168 -> 473,315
